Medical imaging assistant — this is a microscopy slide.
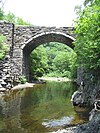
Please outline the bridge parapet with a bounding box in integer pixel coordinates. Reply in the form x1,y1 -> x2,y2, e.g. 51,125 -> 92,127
14,26 -> 75,46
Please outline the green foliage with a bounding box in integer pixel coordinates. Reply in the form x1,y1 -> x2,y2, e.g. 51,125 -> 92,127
74,0 -> 100,71
4,12 -> 16,23
4,12 -> 31,25
0,10 -> 31,26
0,8 -> 4,20
29,42 -> 77,79
30,45 -> 48,79
16,17 -> 31,25
0,35 -> 8,60
19,75 -> 27,84
84,0 -> 94,6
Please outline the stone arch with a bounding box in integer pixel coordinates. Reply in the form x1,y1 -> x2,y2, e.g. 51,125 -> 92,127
22,32 -> 75,81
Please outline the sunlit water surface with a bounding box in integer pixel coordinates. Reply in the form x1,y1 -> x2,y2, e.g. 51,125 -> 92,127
0,81 -> 89,133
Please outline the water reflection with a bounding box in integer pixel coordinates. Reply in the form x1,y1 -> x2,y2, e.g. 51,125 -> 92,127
42,116 -> 74,128
0,81 -> 88,133
0,91 -> 26,133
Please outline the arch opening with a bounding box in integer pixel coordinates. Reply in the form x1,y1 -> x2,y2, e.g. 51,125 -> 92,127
22,32 -> 75,81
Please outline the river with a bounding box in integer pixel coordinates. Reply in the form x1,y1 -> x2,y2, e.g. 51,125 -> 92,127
0,81 -> 89,133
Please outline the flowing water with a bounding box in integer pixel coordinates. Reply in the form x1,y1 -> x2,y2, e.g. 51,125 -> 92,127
0,81 -> 89,133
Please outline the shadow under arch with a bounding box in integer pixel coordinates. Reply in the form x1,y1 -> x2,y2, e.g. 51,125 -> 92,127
22,32 -> 75,81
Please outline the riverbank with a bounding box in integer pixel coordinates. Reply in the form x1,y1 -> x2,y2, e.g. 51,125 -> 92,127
0,77 -> 74,92
0,82 -> 35,92
38,77 -> 73,82
12,82 -> 35,90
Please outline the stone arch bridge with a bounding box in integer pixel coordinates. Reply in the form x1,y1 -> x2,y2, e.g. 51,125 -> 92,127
0,21 -> 75,81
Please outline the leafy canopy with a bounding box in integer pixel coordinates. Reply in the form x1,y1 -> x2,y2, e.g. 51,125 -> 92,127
74,0 -> 100,71
0,9 -> 31,26
29,42 -> 77,79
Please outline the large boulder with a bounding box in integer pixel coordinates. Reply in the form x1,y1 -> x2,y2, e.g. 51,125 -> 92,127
71,91 -> 84,106
75,111 -> 100,133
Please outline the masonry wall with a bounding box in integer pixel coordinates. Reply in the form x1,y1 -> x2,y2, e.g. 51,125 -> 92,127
0,21 -> 14,54
0,21 -> 75,81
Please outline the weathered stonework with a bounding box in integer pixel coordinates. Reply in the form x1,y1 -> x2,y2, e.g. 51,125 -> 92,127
0,21 -> 14,54
0,55 -> 13,89
0,21 -> 75,81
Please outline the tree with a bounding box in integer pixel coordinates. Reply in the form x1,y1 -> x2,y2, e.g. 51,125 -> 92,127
84,0 -> 94,6
29,45 -> 48,79
29,42 -> 77,79
0,8 -> 4,20
16,17 -> 31,25
0,0 -> 6,9
4,12 -> 16,23
0,0 -> 6,20
74,0 -> 100,71
4,12 -> 31,25
0,9 -> 31,25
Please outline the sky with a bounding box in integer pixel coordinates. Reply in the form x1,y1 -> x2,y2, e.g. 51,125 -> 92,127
3,0 -> 83,27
